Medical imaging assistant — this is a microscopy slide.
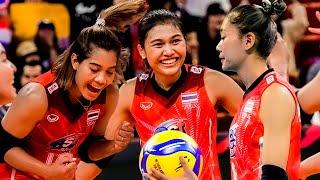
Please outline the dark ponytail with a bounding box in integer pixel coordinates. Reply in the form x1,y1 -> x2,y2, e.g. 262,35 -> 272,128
225,0 -> 287,59
262,0 -> 287,16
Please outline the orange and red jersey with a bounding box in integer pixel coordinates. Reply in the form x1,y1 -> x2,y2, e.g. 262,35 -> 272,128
131,65 -> 221,180
229,69 -> 301,180
0,71 -> 106,179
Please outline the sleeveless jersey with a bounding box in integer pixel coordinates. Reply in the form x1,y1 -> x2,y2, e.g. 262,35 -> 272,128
131,65 -> 221,180
229,69 -> 301,180
0,71 -> 106,179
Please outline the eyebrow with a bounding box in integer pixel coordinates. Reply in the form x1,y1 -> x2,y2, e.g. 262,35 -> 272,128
89,62 -> 116,70
149,34 -> 183,44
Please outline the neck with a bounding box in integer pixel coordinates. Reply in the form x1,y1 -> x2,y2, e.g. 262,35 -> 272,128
237,54 -> 269,89
154,69 -> 182,91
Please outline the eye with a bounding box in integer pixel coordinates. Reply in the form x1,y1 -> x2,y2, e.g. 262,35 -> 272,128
172,39 -> 181,45
152,42 -> 163,48
106,70 -> 115,75
90,67 -> 99,73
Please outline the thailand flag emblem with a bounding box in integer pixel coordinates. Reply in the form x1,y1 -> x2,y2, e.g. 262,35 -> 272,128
87,109 -> 100,126
181,92 -> 198,104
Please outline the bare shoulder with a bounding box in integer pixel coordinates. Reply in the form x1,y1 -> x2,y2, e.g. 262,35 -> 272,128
120,77 -> 137,94
2,82 -> 48,137
204,68 -> 242,96
16,82 -> 48,106
204,68 -> 238,86
260,83 -> 296,125
262,83 -> 295,103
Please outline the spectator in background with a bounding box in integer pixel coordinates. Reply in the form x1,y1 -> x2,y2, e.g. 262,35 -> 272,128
62,0 -> 113,42
197,3 -> 225,72
14,40 -> 43,90
19,62 -> 42,87
281,0 -> 309,80
34,19 -> 61,71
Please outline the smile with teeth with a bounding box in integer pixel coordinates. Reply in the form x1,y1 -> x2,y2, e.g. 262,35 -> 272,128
161,58 -> 177,64
87,84 -> 101,93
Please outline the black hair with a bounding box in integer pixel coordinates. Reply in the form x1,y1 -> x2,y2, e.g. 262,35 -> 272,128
138,9 -> 186,48
226,0 -> 286,59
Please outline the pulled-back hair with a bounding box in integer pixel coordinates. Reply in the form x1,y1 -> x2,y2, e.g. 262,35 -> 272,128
52,0 -> 148,89
226,0 -> 286,59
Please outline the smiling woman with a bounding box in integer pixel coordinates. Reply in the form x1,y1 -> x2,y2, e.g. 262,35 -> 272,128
0,0 -> 148,180
105,9 -> 244,180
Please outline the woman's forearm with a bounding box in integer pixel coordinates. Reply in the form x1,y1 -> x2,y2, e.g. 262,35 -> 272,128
5,147 -> 50,179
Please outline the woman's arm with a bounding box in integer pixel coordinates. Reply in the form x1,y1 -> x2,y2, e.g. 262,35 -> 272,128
298,71 -> 320,114
76,81 -> 136,179
3,82 -> 77,179
259,83 -> 296,177
299,152 -> 320,180
204,69 -> 244,115
104,78 -> 137,140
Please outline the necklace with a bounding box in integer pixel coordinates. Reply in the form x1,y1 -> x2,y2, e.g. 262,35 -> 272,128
70,93 -> 92,111
76,98 -> 92,111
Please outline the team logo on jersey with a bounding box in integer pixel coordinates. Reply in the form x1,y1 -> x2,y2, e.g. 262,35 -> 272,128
266,75 -> 275,85
190,66 -> 203,74
139,73 -> 149,81
47,114 -> 59,123
229,123 -> 238,158
154,118 -> 186,134
87,109 -> 100,126
140,102 -> 153,110
47,82 -> 59,94
49,133 -> 82,152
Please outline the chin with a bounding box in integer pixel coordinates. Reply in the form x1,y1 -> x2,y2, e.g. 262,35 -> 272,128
84,92 -> 102,101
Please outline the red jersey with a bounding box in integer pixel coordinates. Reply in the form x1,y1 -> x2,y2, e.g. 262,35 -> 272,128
229,69 -> 301,180
131,65 -> 221,180
0,72 -> 106,179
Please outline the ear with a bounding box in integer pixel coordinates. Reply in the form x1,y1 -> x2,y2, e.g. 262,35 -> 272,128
242,32 -> 256,51
71,53 -> 79,70
137,44 -> 146,59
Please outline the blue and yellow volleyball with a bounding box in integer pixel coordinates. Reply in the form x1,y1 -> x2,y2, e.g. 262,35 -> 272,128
139,130 -> 203,177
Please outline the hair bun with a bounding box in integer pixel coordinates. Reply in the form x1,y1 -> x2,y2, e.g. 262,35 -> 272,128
262,0 -> 287,16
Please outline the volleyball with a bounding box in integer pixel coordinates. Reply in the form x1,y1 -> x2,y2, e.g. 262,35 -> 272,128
139,130 -> 203,177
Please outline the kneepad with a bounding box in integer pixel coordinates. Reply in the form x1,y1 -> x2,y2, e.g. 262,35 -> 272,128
0,123 -> 26,162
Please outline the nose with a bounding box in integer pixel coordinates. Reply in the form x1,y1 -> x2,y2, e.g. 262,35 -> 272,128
163,45 -> 174,56
94,72 -> 114,86
216,41 -> 222,53
94,72 -> 107,85
9,60 -> 17,72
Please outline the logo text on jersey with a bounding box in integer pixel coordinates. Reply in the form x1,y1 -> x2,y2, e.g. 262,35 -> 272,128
229,123 -> 238,158
49,133 -> 82,152
47,82 -> 59,94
